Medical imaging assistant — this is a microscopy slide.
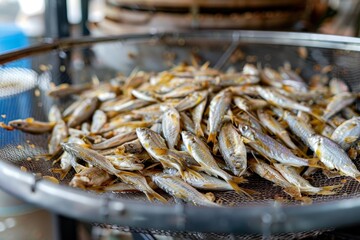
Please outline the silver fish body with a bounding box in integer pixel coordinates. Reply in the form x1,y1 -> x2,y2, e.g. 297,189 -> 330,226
67,97 -> 98,127
207,89 -> 232,143
218,122 -> 247,176
9,118 -> 55,134
91,110 -> 107,133
323,92 -> 356,121
239,125 -> 312,167
308,134 -> 360,179
283,111 -> 315,148
331,117 -> 360,150
48,119 -> 68,154
152,174 -> 219,207
257,109 -> 297,150
162,107 -> 180,149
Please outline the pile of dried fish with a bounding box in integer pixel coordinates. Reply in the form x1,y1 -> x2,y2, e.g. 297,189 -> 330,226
3,62 -> 360,206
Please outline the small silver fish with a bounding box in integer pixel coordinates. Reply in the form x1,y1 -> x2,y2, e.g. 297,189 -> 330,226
69,167 -> 112,189
191,97 -> 207,137
273,163 -> 338,195
90,110 -> 107,133
331,117 -> 360,150
257,109 -> 297,150
308,134 -> 360,180
105,155 -> 144,171
239,125 -> 317,167
218,122 -> 247,176
67,97 -> 98,127
181,131 -> 247,194
175,90 -> 208,112
249,158 -> 302,199
282,111 -> 315,148
162,107 -> 180,149
152,173 -> 219,207
48,119 -> 68,154
90,131 -> 137,150
9,118 -> 55,134
48,105 -> 62,122
256,87 -> 311,113
323,92 -> 357,121
207,89 -> 232,143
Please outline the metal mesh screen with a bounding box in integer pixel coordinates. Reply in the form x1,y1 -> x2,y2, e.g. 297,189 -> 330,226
1,32 -> 360,236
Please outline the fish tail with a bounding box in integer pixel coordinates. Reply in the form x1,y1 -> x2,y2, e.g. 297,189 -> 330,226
317,190 -> 336,196
295,196 -> 313,205
207,132 -> 217,143
355,176 -> 360,182
144,190 -> 167,203
186,168 -> 204,179
284,186 -> 302,199
232,176 -> 247,184
226,180 -> 253,199
51,168 -> 70,180
307,158 -> 325,169
195,125 -> 204,137
310,110 -> 326,124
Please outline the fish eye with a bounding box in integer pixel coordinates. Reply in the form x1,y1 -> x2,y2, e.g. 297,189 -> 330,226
241,126 -> 248,132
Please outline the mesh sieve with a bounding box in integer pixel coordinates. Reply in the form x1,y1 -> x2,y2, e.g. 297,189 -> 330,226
1,31 -> 360,236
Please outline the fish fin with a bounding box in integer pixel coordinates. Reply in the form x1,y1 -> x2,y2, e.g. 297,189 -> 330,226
291,149 -> 308,158
345,136 -> 358,144
284,186 -> 302,199
207,132 -> 217,144
195,127 -> 204,137
51,168 -> 70,180
241,136 -> 253,144
317,189 -> 336,196
322,184 -> 343,191
74,164 -> 86,173
355,176 -> 360,183
226,180 -> 253,199
153,148 -> 168,155
0,122 -> 14,131
144,190 -> 168,203
322,169 -> 342,179
81,136 -> 93,147
185,168 -> 204,179
296,196 -> 313,205
307,158 -> 325,169
189,165 -> 203,172
232,176 -> 248,184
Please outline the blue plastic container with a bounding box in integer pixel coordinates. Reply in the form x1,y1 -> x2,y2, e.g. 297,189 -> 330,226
0,24 -> 30,68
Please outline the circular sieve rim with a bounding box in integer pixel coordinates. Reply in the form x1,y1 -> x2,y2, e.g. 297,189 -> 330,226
1,30 -> 360,234
2,30 -> 360,65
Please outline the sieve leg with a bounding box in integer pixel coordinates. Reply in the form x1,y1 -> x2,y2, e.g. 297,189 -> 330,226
52,213 -> 78,240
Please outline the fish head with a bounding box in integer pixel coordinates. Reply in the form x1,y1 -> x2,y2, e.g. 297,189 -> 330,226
181,131 -> 197,147
307,134 -> 322,150
238,125 -> 255,140
9,119 -> 31,130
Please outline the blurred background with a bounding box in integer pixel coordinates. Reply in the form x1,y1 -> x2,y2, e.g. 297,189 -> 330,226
1,0 -> 360,239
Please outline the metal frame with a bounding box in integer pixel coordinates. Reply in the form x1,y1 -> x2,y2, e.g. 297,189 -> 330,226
2,31 -> 360,234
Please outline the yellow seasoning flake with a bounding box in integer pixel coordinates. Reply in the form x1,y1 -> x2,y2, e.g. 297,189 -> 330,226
29,144 -> 35,149
34,89 -> 41,97
43,176 -> 59,184
59,65 -> 66,72
26,157 -> 32,161
39,64 -> 50,72
20,166 -> 27,172
16,145 -> 23,150
205,192 -> 216,202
